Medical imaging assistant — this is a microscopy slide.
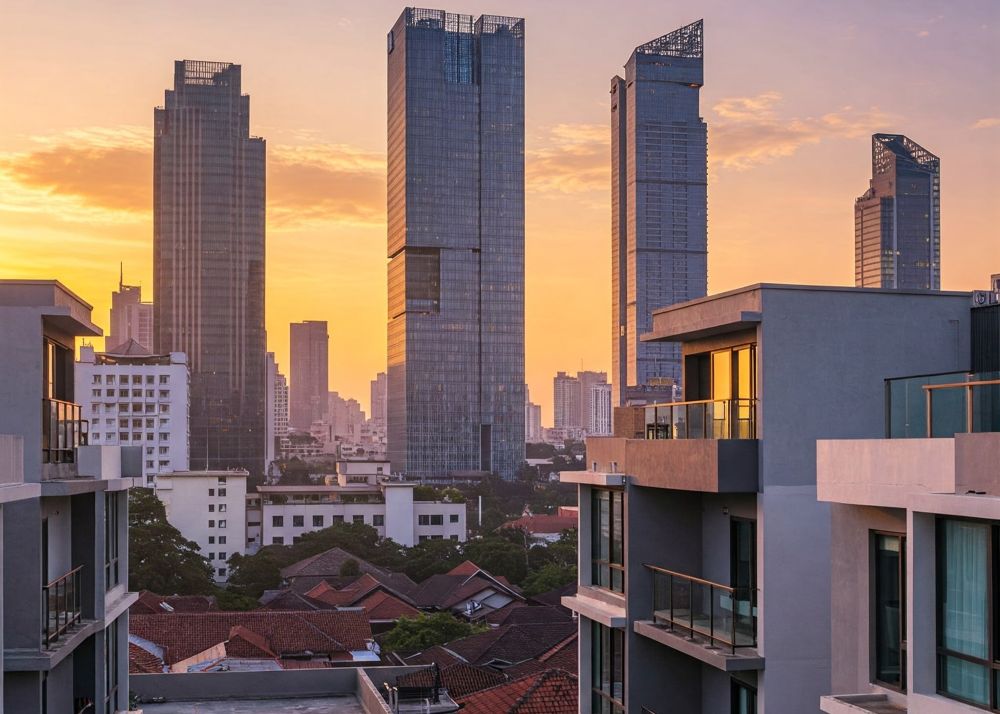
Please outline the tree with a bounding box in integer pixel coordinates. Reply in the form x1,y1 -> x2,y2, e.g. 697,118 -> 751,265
226,547 -> 288,599
522,563 -> 577,597
402,539 -> 464,582
340,558 -> 360,577
129,488 -> 215,595
463,537 -> 528,585
382,613 -> 486,653
413,485 -> 442,502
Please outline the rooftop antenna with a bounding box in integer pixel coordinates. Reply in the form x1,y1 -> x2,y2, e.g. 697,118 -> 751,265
119,262 -> 124,291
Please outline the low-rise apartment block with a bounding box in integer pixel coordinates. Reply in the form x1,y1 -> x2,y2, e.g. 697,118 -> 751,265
562,283 -> 972,713
0,280 -> 138,713
259,461 -> 466,548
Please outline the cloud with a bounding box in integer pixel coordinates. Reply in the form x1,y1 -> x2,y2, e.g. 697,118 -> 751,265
527,123 -> 608,194
710,92 -> 893,170
972,117 -> 1000,130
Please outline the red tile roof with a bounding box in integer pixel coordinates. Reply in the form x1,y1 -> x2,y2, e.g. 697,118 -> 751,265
457,669 -> 578,714
448,560 -> 483,576
444,623 -> 577,666
359,590 -> 420,621
130,591 -> 218,615
128,642 -> 165,674
397,663 -> 507,699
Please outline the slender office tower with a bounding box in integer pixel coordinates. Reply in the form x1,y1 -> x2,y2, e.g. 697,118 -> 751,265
612,20 -> 708,407
855,133 -> 941,289
386,8 -> 525,480
289,321 -> 330,431
154,60 -> 266,474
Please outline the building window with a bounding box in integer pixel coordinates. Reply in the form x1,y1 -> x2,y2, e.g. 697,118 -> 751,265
159,375 -> 169,384
332,515 -> 344,524
592,489 -> 625,593
313,515 -> 324,527
450,514 -> 459,523
293,515 -> 304,528
937,518 -> 996,708
873,532 -> 906,690
430,514 -> 443,526
272,537 -> 284,545
450,535 -> 458,541
218,520 -> 226,529
219,552 -> 226,561
218,568 -> 226,578
105,492 -> 120,589
209,489 -> 215,497
146,375 -> 154,384
208,504 -> 215,513
105,618 -> 119,714
218,488 -> 227,497
373,515 -> 384,527
208,536 -> 215,544
272,516 -> 284,527
208,520 -> 215,528
731,679 -> 756,714
219,504 -> 227,513
208,552 -> 215,561
419,515 -> 430,526
219,536 -> 226,544
591,621 -> 624,713
419,536 -> 428,543
353,515 -> 364,525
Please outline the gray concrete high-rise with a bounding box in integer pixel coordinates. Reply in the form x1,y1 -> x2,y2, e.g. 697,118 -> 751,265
611,20 -> 708,408
289,321 -> 329,431
107,270 -> 153,352
153,60 -> 266,475
386,8 -> 525,480
855,133 -> 941,290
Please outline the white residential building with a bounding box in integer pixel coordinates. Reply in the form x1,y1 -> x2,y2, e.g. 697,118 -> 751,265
265,352 -> 289,470
589,381 -> 612,436
155,469 -> 249,582
259,461 -> 466,548
75,342 -> 189,486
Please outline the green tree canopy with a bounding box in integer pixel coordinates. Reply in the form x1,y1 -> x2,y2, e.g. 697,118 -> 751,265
401,538 -> 464,582
522,563 -> 577,597
382,613 -> 486,653
463,536 -> 528,585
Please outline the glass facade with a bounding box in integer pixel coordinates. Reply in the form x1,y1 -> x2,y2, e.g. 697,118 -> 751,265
154,60 -> 266,475
592,488 -> 624,593
855,134 -> 941,290
611,20 -> 708,407
386,8 -> 525,480
873,532 -> 905,689
592,621 -> 625,714
289,321 -> 329,430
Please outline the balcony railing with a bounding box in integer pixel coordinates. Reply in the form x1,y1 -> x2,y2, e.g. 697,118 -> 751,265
42,398 -> 88,464
644,398 -> 757,440
887,372 -> 1000,438
646,564 -> 757,653
43,565 -> 83,647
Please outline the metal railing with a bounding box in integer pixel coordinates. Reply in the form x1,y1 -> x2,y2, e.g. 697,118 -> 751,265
644,398 -> 757,440
43,565 -> 83,647
646,564 -> 757,653
886,372 -> 1000,438
42,398 -> 88,464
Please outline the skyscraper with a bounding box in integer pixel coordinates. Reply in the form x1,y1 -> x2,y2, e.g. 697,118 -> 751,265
370,372 -> 388,429
855,133 -> 941,290
289,321 -> 329,430
265,352 -> 289,469
577,370 -> 608,430
553,371 -> 581,430
107,271 -> 154,352
386,8 -> 525,480
153,60 -> 266,474
611,20 -> 708,408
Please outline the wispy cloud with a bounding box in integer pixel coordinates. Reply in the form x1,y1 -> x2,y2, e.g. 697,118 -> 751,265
527,123 -> 608,194
972,117 -> 1000,130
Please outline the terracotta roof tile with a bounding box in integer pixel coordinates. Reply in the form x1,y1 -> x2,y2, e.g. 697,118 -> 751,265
128,642 -> 165,674
489,605 -> 571,627
359,590 -> 420,621
130,591 -> 218,615
444,623 -> 576,667
457,669 -> 578,714
397,663 -> 507,699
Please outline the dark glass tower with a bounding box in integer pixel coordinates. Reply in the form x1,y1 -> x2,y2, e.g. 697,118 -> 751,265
612,20 -> 708,408
154,60 -> 266,475
386,8 -> 525,480
855,133 -> 941,290
289,320 -> 329,431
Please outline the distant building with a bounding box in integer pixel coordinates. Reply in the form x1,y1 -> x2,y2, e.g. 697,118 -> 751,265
107,273 -> 153,353
577,371 -> 608,431
370,372 -> 388,429
612,20 -> 707,407
75,341 -> 190,486
589,382 -> 612,436
386,8 -> 526,481
553,372 -> 581,430
259,461 -> 466,548
155,469 -> 249,583
290,321 -> 329,431
154,60 -> 266,476
855,133 -> 941,289
526,401 -> 543,443
264,352 -> 289,470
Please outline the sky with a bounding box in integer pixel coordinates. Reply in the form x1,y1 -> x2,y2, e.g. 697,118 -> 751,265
1,0 -> 998,425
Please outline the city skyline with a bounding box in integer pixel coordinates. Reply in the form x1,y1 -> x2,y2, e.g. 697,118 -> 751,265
1,0 -> 997,425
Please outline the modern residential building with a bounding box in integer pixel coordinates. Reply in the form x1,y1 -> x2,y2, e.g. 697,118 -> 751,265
819,283 -> 1000,714
107,273 -> 153,353
153,59 -> 266,476
554,372 -> 582,430
589,382 -> 612,436
258,461 -> 466,548
290,321 -> 329,431
578,371 -> 609,432
154,469 -> 249,582
386,7 -> 526,481
611,20 -> 708,408
75,342 -> 190,486
0,280 -> 137,713
855,133 -> 941,290
371,372 -> 388,430
265,352 -> 289,471
526,394 -> 543,443
562,283 -> 972,714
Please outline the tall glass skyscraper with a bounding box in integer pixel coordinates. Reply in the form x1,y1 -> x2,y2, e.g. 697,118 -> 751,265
386,8 -> 525,480
289,320 -> 329,431
611,20 -> 708,408
154,60 -> 266,474
855,133 -> 941,290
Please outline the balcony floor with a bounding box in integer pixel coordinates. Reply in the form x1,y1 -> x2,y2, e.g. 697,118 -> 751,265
820,694 -> 906,714
653,609 -> 755,648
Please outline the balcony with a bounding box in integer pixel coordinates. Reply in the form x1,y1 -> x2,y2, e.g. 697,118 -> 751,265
42,565 -> 83,647
634,565 -> 763,672
644,398 -> 757,440
42,397 -> 88,465
887,372 -> 1000,438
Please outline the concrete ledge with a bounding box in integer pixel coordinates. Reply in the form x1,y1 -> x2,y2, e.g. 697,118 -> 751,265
4,619 -> 102,671
558,471 -> 626,487
633,620 -> 763,672
820,693 -> 907,713
105,589 -> 139,623
0,482 -> 40,504
40,478 -> 109,497
562,593 -> 626,628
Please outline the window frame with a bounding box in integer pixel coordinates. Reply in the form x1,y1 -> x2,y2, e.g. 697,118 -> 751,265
591,488 -> 625,594
871,530 -> 907,691
591,621 -> 625,713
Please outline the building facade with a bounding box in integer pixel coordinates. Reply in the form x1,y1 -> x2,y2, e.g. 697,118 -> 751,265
611,20 -> 708,408
588,382 -> 612,436
370,372 -> 388,430
577,371 -> 608,432
526,395 -> 542,443
75,343 -> 190,486
0,280 -> 136,713
107,275 -> 153,353
153,59 -> 266,476
554,372 -> 582,430
386,8 -> 526,480
289,321 -> 329,431
155,470 -> 249,583
563,283 -> 971,714
258,461 -> 466,548
264,352 -> 289,472
855,134 -> 941,290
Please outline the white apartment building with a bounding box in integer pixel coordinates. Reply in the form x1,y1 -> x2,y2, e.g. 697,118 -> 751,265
75,342 -> 189,485
588,382 -> 612,436
259,461 -> 466,548
265,352 -> 289,470
155,470 -> 249,582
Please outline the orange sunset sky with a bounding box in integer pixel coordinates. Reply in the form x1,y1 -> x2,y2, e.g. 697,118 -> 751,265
1,0 -> 998,424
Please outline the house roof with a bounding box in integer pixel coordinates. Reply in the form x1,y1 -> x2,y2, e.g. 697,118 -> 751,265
443,622 -> 577,667
538,633 -> 577,673
411,567 -> 522,611
130,591 -> 218,615
280,547 -> 389,581
257,589 -> 337,611
358,590 -> 420,621
104,337 -> 152,357
456,669 -> 578,714
128,642 -> 165,674
129,611 -> 371,666
396,663 -> 507,699
487,605 -> 571,627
